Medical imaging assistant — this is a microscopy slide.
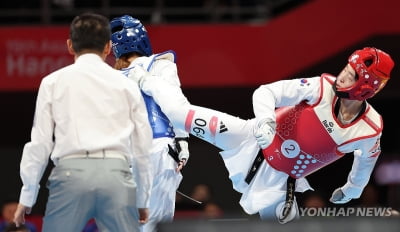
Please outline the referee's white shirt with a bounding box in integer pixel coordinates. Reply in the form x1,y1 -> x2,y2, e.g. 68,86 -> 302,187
18,53 -> 152,208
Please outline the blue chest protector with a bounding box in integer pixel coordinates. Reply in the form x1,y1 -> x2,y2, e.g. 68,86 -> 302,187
122,51 -> 176,138
141,92 -> 175,138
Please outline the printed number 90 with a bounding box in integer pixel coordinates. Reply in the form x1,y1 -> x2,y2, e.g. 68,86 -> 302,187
192,118 -> 206,138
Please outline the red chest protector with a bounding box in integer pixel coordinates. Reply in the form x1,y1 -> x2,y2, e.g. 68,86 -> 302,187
263,101 -> 341,178
262,75 -> 382,179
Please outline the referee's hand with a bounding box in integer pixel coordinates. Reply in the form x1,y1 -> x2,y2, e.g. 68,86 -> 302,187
13,203 -> 31,227
138,208 -> 149,224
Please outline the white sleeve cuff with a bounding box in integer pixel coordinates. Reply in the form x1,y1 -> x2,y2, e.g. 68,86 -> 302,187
19,185 -> 40,207
136,189 -> 151,209
341,182 -> 363,199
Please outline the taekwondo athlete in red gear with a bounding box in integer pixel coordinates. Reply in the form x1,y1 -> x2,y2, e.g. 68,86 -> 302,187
128,47 -> 394,224
110,15 -> 190,232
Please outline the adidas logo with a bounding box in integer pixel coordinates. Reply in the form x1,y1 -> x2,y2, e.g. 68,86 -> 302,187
219,121 -> 228,133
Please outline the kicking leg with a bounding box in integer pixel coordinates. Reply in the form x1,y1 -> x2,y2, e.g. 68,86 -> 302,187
182,105 -> 251,151
140,76 -> 252,150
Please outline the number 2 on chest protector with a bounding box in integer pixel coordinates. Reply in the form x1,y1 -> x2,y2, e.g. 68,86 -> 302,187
281,139 -> 300,158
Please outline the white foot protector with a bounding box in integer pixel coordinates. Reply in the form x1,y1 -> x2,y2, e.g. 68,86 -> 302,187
275,200 -> 299,224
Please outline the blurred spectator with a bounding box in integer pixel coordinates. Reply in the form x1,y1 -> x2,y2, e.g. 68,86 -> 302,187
175,184 -> 224,219
358,183 -> 382,207
190,184 -> 212,203
175,191 -> 200,211
353,183 -> 400,218
0,200 -> 37,232
202,202 -> 224,219
175,184 -> 213,211
301,191 -> 327,208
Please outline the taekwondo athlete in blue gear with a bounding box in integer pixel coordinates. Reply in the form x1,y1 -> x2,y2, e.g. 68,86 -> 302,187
110,15 -> 190,232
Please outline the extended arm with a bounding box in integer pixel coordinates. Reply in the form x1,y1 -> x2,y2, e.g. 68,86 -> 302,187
330,137 -> 381,204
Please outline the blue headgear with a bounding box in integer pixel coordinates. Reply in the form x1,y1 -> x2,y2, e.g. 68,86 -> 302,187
110,15 -> 153,58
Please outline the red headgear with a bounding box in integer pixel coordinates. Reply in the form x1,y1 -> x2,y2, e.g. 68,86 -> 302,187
336,47 -> 394,100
